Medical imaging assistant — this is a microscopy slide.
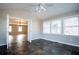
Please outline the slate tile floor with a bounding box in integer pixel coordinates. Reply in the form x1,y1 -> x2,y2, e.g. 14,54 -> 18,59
1,39 -> 79,55
7,39 -> 79,55
0,45 -> 7,55
29,39 -> 71,55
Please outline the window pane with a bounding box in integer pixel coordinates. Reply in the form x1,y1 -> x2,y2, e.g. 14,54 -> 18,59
9,26 -> 12,32
18,26 -> 22,32
43,21 -> 50,33
51,20 -> 61,34
64,27 -> 79,36
43,28 -> 50,33
63,17 -> 78,26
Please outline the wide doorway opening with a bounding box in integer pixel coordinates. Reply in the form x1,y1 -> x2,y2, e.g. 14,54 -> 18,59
7,17 -> 29,54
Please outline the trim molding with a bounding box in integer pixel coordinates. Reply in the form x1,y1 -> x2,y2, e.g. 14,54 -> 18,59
0,44 -> 7,46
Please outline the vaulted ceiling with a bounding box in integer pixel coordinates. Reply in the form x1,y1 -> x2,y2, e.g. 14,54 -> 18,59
0,3 -> 79,20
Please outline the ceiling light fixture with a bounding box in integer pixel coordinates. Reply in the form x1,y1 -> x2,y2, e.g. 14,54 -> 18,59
35,4 -> 46,13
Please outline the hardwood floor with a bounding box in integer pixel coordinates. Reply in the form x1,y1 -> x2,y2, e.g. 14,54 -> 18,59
7,42 -> 30,55
7,34 -> 29,55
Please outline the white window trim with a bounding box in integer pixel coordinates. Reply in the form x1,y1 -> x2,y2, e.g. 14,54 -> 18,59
43,16 -> 79,36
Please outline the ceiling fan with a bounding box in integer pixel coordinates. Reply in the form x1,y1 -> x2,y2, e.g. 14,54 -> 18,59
34,3 -> 53,13
35,3 -> 46,13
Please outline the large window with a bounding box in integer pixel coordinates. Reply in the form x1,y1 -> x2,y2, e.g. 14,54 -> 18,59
43,16 -> 79,36
18,26 -> 22,32
43,21 -> 51,33
63,17 -> 79,35
51,20 -> 62,34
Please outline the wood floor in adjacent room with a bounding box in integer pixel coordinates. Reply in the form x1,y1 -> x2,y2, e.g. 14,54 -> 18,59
7,34 -> 30,55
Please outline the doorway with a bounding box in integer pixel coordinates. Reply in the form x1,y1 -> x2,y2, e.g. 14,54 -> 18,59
7,17 -> 29,54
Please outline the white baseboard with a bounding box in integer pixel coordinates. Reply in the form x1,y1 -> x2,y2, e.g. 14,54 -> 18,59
0,44 -> 6,46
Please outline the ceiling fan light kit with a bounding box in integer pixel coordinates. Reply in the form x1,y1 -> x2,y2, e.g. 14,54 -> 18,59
35,3 -> 46,13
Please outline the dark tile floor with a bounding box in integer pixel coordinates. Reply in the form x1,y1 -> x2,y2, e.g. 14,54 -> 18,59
0,39 -> 79,55
0,45 -> 7,55
29,39 -> 79,55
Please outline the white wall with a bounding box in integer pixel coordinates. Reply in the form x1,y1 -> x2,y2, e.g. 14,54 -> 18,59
29,19 -> 41,41
0,11 -> 7,46
40,10 -> 79,47
32,20 -> 40,40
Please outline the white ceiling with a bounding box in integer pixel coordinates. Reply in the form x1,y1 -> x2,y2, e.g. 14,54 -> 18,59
0,3 -> 79,20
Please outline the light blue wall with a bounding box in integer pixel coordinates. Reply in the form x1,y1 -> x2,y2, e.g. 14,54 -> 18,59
0,12 -> 7,46
40,34 -> 79,47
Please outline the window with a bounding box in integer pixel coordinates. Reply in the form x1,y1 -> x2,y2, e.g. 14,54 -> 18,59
63,17 -> 79,36
9,26 -> 12,32
43,20 -> 62,34
43,21 -> 51,33
18,26 -> 22,32
43,16 -> 79,36
51,20 -> 62,34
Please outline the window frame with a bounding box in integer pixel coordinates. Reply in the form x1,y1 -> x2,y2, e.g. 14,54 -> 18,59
43,16 -> 79,36
51,19 -> 62,34
63,16 -> 79,36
